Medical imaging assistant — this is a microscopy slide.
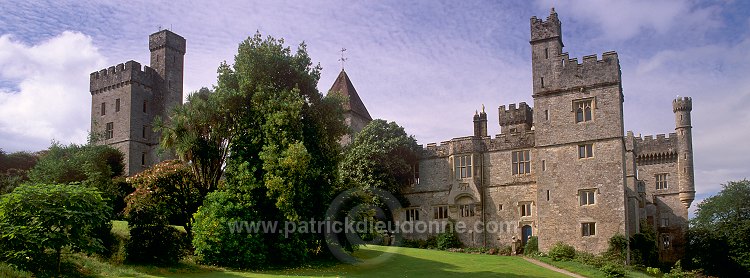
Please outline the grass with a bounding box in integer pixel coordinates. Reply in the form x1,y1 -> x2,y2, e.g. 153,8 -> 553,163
534,256 -> 653,278
67,245 -> 570,277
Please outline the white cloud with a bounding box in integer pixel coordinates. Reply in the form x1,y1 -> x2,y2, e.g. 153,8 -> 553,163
0,31 -> 107,151
535,0 -> 720,41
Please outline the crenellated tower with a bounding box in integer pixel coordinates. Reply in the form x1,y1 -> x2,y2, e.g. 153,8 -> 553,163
90,30 -> 185,176
530,8 -> 563,95
673,97 -> 695,209
498,102 -> 533,134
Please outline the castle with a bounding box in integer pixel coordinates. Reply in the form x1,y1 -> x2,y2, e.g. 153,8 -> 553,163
90,30 -> 185,175
389,9 -> 694,263
89,9 -> 694,263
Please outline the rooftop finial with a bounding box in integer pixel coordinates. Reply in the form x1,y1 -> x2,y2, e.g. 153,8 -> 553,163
482,104 -> 485,113
551,7 -> 556,14
339,48 -> 348,70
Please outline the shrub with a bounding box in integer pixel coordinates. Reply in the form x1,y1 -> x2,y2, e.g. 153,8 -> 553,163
548,242 -> 576,261
646,267 -> 662,276
498,245 -> 512,256
436,230 -> 461,250
601,262 -> 627,278
125,225 -> 186,265
0,184 -> 109,274
192,190 -> 267,268
523,236 -> 539,256
0,262 -> 31,278
606,234 -> 627,263
574,251 -> 607,268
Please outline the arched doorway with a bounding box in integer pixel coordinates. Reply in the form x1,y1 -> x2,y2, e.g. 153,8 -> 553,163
521,225 -> 532,245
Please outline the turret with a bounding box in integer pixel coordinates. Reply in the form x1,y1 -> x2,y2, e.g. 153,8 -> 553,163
673,97 -> 695,209
498,102 -> 533,134
149,30 -> 186,120
530,8 -> 563,95
473,105 -> 488,137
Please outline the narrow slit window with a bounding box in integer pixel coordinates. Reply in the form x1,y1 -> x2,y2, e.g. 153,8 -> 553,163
115,98 -> 120,112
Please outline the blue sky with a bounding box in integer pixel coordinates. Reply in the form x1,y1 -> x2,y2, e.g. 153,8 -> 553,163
1,0 -> 749,213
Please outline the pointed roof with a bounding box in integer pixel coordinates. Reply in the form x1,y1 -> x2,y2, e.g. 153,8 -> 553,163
328,69 -> 372,120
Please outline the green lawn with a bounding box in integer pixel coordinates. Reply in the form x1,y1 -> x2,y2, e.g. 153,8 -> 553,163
77,245 -> 570,277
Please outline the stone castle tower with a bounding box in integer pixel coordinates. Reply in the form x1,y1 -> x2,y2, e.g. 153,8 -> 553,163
90,30 -> 185,176
398,8 -> 695,264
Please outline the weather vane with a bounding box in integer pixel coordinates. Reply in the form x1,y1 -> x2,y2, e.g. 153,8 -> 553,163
339,48 -> 348,70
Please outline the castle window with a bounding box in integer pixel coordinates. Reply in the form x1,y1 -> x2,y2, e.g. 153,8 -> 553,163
141,152 -> 146,166
542,160 -> 546,171
433,206 -> 448,220
498,204 -> 503,211
544,48 -> 549,59
142,125 -> 148,139
540,77 -> 545,88
582,222 -> 596,236
574,99 -> 593,123
460,204 -> 476,217
405,208 -> 420,222
512,150 -> 530,175
455,155 -> 472,179
578,144 -> 593,159
101,102 -> 106,116
544,109 -> 549,120
520,203 -> 532,217
661,234 -> 671,250
546,190 -> 550,201
115,99 -> 120,112
579,189 -> 596,206
413,163 -> 420,185
656,173 -> 668,190
143,101 -> 147,113
105,122 -> 113,139
660,214 -> 670,227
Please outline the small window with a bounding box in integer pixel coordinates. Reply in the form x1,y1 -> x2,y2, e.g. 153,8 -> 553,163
520,203 -> 532,217
105,122 -> 114,139
115,98 -> 120,112
141,152 -> 146,166
546,190 -> 550,201
660,215 -> 670,227
454,155 -> 472,179
661,234 -> 671,250
578,144 -> 593,159
582,222 -> 596,236
100,102 -> 106,116
143,100 -> 147,113
544,109 -> 549,120
544,48 -> 549,59
542,160 -> 546,171
574,99 -> 593,123
433,206 -> 448,220
413,164 -> 420,185
656,173 -> 669,190
498,204 -> 503,211
579,189 -> 596,206
405,208 -> 420,221
460,204 -> 476,217
142,125 -> 148,139
540,77 -> 545,88
512,150 -> 531,175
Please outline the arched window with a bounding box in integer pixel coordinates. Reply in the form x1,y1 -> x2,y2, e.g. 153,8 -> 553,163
576,107 -> 584,122
574,99 -> 594,123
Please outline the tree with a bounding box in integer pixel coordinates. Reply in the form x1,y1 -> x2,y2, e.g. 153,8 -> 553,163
0,184 -> 109,275
340,119 -> 420,194
192,32 -> 347,268
687,180 -> 750,275
155,87 -> 234,200
0,150 -> 38,195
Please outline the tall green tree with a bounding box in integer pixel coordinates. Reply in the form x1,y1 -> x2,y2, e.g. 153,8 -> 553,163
687,180 -> 750,275
0,150 -> 38,194
340,119 -> 420,194
192,32 -> 347,268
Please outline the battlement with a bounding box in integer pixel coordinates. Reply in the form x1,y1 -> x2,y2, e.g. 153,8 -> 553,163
537,51 -> 620,96
633,133 -> 678,164
673,97 -> 692,112
421,131 -> 535,158
90,60 -> 155,94
149,30 -> 186,54
530,8 -> 562,43
498,102 -> 533,126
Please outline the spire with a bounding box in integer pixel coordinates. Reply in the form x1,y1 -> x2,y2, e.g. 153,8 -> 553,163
328,69 -> 372,120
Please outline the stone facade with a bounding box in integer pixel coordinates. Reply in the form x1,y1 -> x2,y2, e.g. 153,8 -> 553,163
393,9 -> 695,263
90,30 -> 185,176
